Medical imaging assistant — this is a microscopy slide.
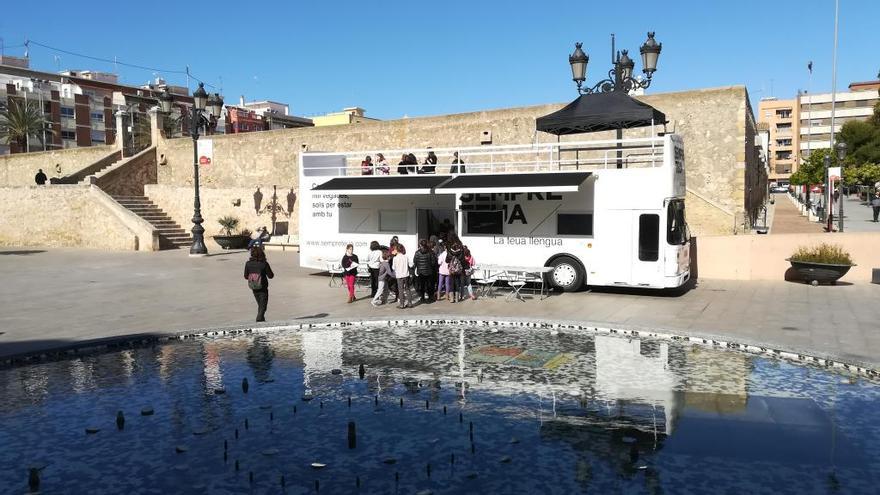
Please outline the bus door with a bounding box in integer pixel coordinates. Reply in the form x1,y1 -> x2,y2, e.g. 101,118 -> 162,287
603,210 -> 632,285
417,209 -> 455,240
632,211 -> 662,286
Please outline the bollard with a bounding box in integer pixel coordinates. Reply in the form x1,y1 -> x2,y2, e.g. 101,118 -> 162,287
249,471 -> 254,484
443,406 -> 447,415
224,439 -> 228,451
450,453 -> 455,465
242,378 -> 249,394
425,400 -> 429,410
235,428 -> 239,439
359,364 -> 366,379
270,412 -> 274,422
426,463 -> 431,478
294,405 -> 297,415
320,401 -> 324,409
459,412 -> 463,423
116,411 -> 125,430
245,419 -> 249,430
28,468 -> 39,493
374,395 -> 378,406
235,460 -> 240,471
281,475 -> 285,488
348,396 -> 352,408
348,421 -> 357,449
399,398 -> 403,408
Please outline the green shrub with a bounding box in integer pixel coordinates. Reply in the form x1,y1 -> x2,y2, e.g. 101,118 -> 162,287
217,216 -> 240,236
789,243 -> 853,265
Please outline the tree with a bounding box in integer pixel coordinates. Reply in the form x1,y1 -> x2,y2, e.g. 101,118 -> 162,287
791,148 -> 829,186
0,98 -> 52,152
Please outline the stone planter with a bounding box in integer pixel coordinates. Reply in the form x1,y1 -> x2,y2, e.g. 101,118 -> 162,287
213,235 -> 250,250
786,259 -> 855,285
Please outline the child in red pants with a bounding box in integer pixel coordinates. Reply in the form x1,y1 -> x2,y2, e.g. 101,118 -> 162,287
341,244 -> 359,303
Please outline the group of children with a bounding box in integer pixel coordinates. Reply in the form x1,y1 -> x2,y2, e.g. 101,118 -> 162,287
341,233 -> 476,309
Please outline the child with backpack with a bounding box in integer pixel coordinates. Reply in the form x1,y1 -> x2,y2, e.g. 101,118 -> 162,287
445,242 -> 468,303
243,246 -> 275,322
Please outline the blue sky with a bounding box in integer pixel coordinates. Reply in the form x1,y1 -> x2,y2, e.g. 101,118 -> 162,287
1,0 -> 877,119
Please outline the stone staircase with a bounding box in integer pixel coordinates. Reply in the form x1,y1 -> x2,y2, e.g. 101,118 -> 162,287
79,158 -> 123,183
111,196 -> 192,249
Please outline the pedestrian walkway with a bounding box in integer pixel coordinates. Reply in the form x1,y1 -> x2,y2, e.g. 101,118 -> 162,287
1,247 -> 878,369
770,195 -> 824,234
837,195 -> 880,232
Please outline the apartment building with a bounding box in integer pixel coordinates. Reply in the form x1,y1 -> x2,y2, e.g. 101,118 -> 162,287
798,81 -> 880,159
225,97 -> 313,133
311,107 -> 379,126
757,97 -> 799,185
0,59 -> 196,155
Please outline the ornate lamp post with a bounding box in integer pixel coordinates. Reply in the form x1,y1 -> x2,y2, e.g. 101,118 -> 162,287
157,83 -> 224,256
568,33 -> 662,167
836,141 -> 847,233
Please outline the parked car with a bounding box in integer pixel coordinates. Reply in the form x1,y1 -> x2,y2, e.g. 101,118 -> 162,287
771,185 -> 788,193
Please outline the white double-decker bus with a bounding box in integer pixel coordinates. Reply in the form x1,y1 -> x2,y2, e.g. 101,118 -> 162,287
299,134 -> 690,291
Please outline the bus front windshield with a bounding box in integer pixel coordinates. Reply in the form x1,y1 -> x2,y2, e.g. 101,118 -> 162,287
667,199 -> 689,245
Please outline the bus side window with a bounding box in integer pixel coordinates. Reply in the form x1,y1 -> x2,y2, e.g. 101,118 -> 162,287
638,214 -> 659,262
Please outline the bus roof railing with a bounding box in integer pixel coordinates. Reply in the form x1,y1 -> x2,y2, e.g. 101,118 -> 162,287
301,136 -> 668,176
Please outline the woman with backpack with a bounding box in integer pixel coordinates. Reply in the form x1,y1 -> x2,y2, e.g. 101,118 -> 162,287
243,246 -> 275,322
460,245 -> 477,301
341,244 -> 359,303
445,242 -> 468,303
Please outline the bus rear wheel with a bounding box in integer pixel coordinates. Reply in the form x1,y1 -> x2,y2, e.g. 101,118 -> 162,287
548,256 -> 585,292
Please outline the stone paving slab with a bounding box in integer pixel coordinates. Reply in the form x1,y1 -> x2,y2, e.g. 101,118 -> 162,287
0,247 -> 878,369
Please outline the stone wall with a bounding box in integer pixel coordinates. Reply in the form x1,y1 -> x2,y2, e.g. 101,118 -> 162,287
0,185 -> 156,250
697,232 -> 880,283
0,145 -> 116,186
155,86 -> 754,236
145,184 -> 297,239
96,147 -> 158,197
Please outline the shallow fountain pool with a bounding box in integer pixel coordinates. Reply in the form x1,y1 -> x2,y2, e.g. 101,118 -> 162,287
1,322 -> 878,494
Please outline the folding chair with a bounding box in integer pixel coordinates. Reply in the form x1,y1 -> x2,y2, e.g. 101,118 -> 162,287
356,266 -> 372,290
505,272 -> 528,302
326,262 -> 344,287
473,269 -> 499,298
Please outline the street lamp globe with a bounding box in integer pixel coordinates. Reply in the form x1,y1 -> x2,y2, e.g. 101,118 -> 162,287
193,83 -> 208,111
207,92 -> 224,118
619,50 -> 635,80
836,141 -> 847,161
158,88 -> 174,114
569,42 -> 589,88
640,32 -> 662,76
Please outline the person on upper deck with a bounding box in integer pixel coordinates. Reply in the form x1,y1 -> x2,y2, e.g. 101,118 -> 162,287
420,149 -> 437,174
361,155 -> 373,175
397,154 -> 410,175
375,153 -> 390,175
450,152 -> 466,174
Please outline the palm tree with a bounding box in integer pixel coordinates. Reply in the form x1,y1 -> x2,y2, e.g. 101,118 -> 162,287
0,98 -> 52,152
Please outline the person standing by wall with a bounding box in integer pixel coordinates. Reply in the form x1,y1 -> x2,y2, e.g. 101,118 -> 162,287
367,241 -> 383,298
341,244 -> 360,303
393,243 -> 412,308
34,169 -> 48,185
243,246 -> 275,322
872,192 -> 880,222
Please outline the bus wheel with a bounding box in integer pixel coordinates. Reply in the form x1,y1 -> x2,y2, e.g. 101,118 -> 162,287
548,256 -> 584,292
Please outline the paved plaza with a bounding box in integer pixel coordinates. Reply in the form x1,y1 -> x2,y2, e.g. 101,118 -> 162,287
1,247 -> 878,369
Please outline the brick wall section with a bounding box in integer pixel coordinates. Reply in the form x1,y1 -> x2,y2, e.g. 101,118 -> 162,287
96,147 -> 158,197
155,86 -> 754,236
0,145 -> 117,186
0,185 -> 142,250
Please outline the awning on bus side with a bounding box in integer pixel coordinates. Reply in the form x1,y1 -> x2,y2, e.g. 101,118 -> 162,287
434,172 -> 592,194
310,176 -> 452,195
